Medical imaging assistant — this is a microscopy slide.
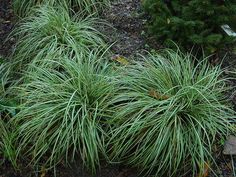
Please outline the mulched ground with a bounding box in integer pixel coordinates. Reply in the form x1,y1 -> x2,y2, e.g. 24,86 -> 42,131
1,0 -> 236,176
103,0 -> 146,56
0,0 -> 14,57
102,0 -> 161,57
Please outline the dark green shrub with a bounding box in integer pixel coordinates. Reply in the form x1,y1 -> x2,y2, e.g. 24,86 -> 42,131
143,0 -> 236,53
108,50 -> 235,176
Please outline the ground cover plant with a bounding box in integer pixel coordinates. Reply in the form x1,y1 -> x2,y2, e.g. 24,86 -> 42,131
13,0 -> 110,17
0,116 -> 17,167
13,52 -> 119,172
0,63 -> 17,167
143,0 -> 236,54
107,50 -> 235,176
11,5 -> 107,71
0,63 -> 10,156
0,63 -> 15,126
1,0 -> 236,176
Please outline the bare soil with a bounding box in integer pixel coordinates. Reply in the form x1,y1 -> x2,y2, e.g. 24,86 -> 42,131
0,0 -> 14,57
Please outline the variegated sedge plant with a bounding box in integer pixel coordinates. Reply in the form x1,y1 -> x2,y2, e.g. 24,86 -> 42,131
14,50 -> 120,172
13,0 -> 110,17
107,49 -> 235,177
0,62 -> 18,167
11,5 -> 107,72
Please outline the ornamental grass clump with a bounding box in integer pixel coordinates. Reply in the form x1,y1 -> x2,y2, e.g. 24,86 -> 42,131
13,0 -> 110,17
14,53 -> 118,171
0,63 -> 17,166
0,63 -> 15,116
12,6 -> 106,71
0,117 -> 17,167
0,63 -> 10,97
0,63 -> 10,154
108,50 -> 235,176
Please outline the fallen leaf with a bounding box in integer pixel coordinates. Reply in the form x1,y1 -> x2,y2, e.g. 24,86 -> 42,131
40,166 -> 46,177
226,162 -> 232,170
196,162 -> 210,177
149,88 -> 158,99
112,55 -> 129,65
149,88 -> 169,100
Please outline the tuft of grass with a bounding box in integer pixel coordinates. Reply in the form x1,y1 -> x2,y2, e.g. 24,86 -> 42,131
0,63 -> 10,156
107,50 -> 235,176
0,63 -> 9,94
0,63 -> 18,167
0,63 -> 15,116
13,0 -> 110,17
0,117 -> 17,168
11,6 -> 107,71
14,53 -> 119,172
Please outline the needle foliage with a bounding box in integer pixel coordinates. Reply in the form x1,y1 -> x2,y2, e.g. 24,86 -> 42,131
108,50 -> 235,176
11,6 -> 106,71
143,0 -> 236,54
14,53 -> 119,172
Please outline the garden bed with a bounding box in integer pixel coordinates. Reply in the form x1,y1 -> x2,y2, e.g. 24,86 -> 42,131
0,0 -> 140,177
1,0 -> 236,177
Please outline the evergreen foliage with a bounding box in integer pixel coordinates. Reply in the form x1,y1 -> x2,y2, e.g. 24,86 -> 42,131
11,6 -> 106,71
14,53 -> 119,171
143,0 -> 236,53
108,50 -> 234,176
0,63 -> 17,167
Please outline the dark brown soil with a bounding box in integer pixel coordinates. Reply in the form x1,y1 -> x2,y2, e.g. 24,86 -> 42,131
1,0 -> 236,177
103,0 -> 146,56
102,0 -> 161,57
0,159 -> 139,177
0,0 -> 14,57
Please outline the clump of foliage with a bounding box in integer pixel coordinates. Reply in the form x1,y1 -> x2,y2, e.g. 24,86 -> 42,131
12,6 -> 106,71
14,53 -> 119,172
0,63 -> 14,124
13,0 -> 110,17
0,117 -> 17,167
0,63 -> 10,154
143,0 -> 236,53
108,50 -> 234,176
0,63 -> 17,167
